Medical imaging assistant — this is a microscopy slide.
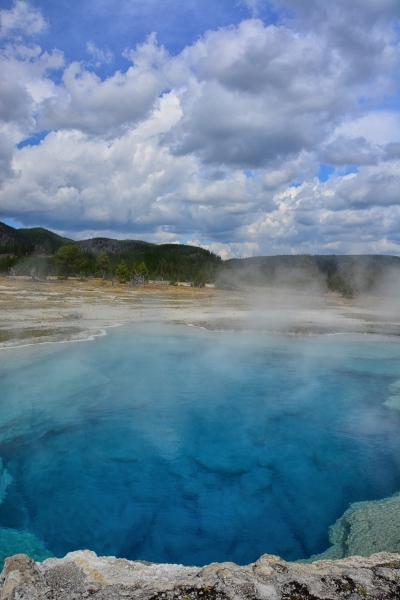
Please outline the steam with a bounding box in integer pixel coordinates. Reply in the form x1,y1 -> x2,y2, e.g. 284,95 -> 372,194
214,255 -> 400,336
362,266 -> 400,314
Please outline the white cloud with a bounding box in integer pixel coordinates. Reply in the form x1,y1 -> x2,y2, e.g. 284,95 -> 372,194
163,16 -> 398,168
239,162 -> 400,256
333,112 -> 400,146
33,34 -> 173,136
0,42 -> 64,139
0,1 -> 47,38
0,0 -> 399,256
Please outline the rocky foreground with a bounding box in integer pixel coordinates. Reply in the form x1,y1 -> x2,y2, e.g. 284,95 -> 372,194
1,551 -> 400,600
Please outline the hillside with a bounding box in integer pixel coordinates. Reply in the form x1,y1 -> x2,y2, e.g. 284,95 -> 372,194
77,239 -> 221,281
0,222 -> 72,254
0,222 -> 221,282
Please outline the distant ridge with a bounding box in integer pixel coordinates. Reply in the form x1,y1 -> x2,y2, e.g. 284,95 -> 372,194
0,222 -> 72,253
0,222 -> 154,254
0,222 -> 198,255
78,237 -> 154,255
225,253 -> 400,272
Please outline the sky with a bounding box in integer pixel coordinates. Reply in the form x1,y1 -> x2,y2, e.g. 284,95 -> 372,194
0,0 -> 399,258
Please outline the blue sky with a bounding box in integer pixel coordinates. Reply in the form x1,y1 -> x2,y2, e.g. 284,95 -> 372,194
11,0 -> 249,64
0,0 -> 399,257
1,0 -> 279,68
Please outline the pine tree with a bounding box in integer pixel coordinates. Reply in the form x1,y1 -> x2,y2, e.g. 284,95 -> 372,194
130,261 -> 149,285
136,262 -> 149,282
54,245 -> 88,278
96,251 -> 111,279
193,269 -> 206,287
115,259 -> 130,283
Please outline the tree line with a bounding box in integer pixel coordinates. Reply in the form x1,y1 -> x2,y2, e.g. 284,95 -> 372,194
0,243 -> 219,286
1,238 -> 395,297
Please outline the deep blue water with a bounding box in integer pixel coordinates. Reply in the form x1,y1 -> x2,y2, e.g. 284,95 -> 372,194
0,325 -> 400,566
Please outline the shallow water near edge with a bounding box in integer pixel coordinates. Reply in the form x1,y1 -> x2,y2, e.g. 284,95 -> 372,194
0,324 -> 400,566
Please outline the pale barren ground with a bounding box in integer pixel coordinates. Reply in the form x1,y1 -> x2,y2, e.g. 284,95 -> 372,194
0,276 -> 399,349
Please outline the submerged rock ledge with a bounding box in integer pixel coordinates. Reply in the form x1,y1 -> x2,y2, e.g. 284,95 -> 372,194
1,550 -> 400,600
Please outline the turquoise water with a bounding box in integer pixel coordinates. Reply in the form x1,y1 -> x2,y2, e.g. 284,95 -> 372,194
0,325 -> 400,566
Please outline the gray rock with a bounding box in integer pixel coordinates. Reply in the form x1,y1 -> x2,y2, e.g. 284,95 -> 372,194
1,550 -> 400,600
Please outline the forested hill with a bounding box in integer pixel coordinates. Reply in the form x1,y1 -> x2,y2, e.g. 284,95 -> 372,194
0,221 -> 72,254
0,222 -> 221,282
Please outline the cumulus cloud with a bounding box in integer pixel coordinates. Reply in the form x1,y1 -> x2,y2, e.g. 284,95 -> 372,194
241,161 -> 400,256
0,43 -> 63,129
0,1 -> 47,39
0,0 -> 399,256
36,35 -> 170,136
164,14 -> 397,168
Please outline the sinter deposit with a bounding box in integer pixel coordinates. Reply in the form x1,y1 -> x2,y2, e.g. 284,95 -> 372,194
310,493 -> 400,562
1,550 -> 400,600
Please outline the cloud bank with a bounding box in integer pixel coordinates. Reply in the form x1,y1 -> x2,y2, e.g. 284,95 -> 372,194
0,0 -> 399,257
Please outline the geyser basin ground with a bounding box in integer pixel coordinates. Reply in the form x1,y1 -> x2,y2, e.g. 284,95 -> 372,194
0,325 -> 399,567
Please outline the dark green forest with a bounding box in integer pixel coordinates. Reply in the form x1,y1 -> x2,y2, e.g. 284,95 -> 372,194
0,222 -> 221,284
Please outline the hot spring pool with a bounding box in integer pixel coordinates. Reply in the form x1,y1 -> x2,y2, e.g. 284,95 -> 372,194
0,324 -> 399,566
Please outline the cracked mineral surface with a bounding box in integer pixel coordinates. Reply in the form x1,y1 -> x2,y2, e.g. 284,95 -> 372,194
1,550 -> 400,600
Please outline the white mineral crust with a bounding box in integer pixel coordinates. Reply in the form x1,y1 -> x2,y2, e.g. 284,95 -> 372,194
1,550 -> 400,599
